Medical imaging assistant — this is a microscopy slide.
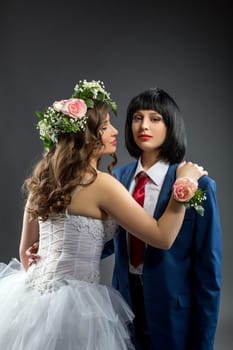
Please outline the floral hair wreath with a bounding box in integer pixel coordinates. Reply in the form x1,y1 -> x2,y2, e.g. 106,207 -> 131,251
36,80 -> 118,151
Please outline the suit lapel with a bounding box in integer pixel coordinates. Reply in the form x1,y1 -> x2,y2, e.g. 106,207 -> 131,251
154,164 -> 177,219
145,164 -> 178,258
120,162 -> 138,190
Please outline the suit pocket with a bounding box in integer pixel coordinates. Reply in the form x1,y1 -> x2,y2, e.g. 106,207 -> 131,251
177,294 -> 192,309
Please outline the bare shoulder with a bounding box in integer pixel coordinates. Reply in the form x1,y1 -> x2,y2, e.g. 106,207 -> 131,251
95,171 -> 134,209
96,171 -> 118,185
96,171 -> 125,191
68,172 -> 121,218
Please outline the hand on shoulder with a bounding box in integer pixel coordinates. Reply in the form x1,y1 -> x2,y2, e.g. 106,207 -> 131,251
177,161 -> 208,182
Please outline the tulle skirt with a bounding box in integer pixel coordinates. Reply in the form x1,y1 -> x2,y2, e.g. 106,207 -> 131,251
0,259 -> 134,349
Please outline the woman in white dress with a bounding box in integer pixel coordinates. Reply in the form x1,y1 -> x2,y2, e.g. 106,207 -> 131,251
0,80 -> 207,350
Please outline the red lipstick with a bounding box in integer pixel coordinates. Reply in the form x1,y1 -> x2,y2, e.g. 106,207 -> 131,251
138,134 -> 152,141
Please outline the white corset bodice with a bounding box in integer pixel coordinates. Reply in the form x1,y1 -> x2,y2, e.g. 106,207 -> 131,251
26,212 -> 117,292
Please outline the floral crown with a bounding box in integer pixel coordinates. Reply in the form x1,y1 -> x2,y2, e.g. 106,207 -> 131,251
36,80 -> 117,151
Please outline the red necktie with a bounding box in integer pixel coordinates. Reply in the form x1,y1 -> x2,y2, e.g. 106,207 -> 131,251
130,172 -> 149,268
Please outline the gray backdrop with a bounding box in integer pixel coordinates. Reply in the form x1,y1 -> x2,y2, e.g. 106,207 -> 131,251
1,0 -> 232,348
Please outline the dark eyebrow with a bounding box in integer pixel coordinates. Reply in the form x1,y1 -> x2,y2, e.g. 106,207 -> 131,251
149,111 -> 160,116
133,111 -> 161,117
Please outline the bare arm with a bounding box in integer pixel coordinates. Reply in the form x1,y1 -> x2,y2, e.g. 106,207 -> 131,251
19,199 -> 40,270
98,162 -> 207,249
22,162 -> 207,264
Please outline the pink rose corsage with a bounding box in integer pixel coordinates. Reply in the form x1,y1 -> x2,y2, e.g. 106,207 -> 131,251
173,177 -> 207,216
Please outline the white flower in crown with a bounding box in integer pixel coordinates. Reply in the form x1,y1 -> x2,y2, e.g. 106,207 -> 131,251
74,80 -> 108,99
72,80 -> 117,115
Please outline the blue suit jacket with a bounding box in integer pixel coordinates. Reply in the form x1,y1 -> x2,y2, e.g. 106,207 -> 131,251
104,161 -> 222,350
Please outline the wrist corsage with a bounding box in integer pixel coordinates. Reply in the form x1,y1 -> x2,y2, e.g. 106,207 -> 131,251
173,177 -> 207,216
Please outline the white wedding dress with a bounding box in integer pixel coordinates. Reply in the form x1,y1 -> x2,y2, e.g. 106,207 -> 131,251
0,212 -> 134,349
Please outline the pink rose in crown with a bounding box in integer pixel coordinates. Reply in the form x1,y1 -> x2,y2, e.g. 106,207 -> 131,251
173,177 -> 198,202
53,98 -> 87,119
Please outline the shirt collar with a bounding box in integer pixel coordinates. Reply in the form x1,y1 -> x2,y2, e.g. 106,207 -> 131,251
135,159 -> 169,186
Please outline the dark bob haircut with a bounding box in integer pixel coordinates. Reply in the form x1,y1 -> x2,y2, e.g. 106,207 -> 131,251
125,88 -> 187,163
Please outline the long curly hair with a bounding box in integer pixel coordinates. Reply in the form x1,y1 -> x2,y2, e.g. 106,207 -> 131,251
24,101 -> 117,221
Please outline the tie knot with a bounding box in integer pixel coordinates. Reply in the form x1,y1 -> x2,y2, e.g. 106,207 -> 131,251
136,172 -> 149,186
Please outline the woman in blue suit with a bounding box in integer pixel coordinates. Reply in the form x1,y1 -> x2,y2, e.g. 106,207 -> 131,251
104,88 -> 222,349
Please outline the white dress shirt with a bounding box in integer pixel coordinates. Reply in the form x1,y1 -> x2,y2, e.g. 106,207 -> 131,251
128,159 -> 169,274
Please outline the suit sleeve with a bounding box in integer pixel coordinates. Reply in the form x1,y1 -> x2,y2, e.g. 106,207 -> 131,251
192,176 -> 222,349
101,239 -> 114,259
